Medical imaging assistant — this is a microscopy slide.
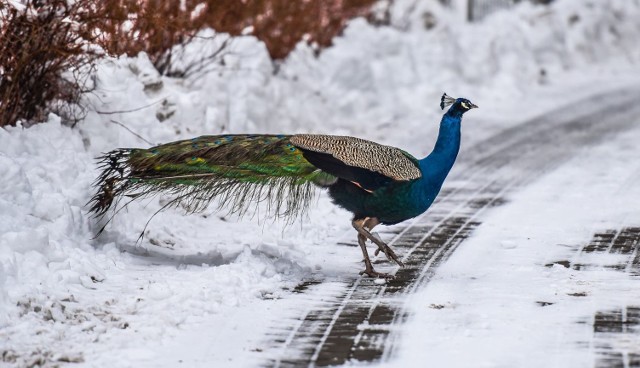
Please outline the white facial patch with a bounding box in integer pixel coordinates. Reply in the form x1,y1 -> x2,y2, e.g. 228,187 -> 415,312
461,101 -> 469,109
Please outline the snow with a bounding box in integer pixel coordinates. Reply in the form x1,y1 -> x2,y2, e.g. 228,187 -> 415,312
1,0 -> 640,366
389,121 -> 640,367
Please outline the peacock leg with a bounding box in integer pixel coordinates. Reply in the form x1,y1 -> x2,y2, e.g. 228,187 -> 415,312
356,233 -> 393,278
352,218 -> 404,268
362,217 -> 394,260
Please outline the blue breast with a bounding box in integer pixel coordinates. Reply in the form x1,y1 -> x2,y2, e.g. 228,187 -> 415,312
328,107 -> 463,224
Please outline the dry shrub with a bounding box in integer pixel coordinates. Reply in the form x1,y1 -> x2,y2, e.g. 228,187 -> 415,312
0,0 -> 379,127
94,0 -> 225,76
200,0 -> 380,60
94,0 -> 379,66
0,0 -> 99,127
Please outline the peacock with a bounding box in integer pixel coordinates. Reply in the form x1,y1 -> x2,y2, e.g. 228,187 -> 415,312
90,93 -> 477,278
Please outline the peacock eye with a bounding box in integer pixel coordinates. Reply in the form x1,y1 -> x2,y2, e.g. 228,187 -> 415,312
461,101 -> 469,109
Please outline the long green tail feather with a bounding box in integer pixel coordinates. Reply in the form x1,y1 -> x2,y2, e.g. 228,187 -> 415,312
89,135 -> 335,229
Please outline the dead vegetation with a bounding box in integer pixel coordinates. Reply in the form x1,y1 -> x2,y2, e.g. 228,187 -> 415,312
0,0 -> 380,127
0,0 -> 99,127
196,0 -> 381,59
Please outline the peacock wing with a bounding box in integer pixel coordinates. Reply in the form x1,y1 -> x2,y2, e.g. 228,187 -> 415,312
290,134 -> 421,191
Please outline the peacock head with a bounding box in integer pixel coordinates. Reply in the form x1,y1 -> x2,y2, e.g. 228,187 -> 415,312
440,93 -> 478,114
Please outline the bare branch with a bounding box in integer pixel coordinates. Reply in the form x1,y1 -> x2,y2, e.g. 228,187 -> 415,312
109,119 -> 154,146
96,99 -> 164,115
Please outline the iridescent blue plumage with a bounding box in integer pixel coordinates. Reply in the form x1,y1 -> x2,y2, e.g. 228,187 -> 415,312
324,96 -> 477,276
328,96 -> 475,222
90,93 -> 477,278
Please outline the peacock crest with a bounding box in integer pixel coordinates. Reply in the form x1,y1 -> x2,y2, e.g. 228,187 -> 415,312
440,93 -> 457,110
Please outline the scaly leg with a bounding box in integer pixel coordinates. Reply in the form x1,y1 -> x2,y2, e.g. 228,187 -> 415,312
356,232 -> 393,278
352,218 -> 405,268
361,217 -> 396,260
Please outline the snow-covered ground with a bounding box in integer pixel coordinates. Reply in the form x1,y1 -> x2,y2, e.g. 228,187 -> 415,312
391,117 -> 640,367
1,0 -> 640,366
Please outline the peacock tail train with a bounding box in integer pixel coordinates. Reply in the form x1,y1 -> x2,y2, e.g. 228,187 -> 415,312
89,134 -> 339,226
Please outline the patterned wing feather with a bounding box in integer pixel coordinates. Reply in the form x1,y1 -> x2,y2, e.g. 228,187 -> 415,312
290,134 -> 421,182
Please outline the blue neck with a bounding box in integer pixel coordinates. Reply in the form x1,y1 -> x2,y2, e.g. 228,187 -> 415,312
419,109 -> 462,188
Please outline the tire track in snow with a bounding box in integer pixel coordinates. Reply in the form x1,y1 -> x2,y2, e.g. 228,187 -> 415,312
265,87 -> 640,367
546,227 -> 640,368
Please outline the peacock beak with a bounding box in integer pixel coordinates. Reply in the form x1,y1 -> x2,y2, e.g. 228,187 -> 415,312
469,102 -> 478,109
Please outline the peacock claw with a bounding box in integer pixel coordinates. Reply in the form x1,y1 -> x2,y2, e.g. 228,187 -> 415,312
359,269 -> 395,279
359,259 -> 395,279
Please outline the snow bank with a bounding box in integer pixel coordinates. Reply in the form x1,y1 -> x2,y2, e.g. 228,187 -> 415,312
1,0 -> 639,365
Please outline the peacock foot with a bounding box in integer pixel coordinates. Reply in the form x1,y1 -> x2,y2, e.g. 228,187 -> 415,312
359,259 -> 395,279
359,267 -> 395,279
